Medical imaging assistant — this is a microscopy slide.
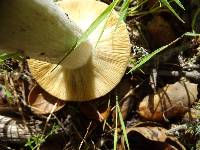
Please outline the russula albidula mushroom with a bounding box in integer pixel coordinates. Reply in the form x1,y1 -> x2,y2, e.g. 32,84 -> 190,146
0,0 -> 131,101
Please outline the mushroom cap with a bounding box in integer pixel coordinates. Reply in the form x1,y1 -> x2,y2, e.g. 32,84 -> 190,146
28,0 -> 131,101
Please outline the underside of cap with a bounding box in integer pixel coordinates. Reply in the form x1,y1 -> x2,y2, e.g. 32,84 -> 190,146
28,0 -> 131,101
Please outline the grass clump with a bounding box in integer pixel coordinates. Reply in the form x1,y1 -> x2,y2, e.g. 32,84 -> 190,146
25,123 -> 59,150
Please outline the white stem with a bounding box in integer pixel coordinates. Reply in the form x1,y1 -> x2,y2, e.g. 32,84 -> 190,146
0,0 -> 92,69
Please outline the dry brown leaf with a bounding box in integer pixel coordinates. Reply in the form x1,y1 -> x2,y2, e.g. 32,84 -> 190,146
138,79 -> 198,121
28,85 -> 66,114
121,126 -> 186,150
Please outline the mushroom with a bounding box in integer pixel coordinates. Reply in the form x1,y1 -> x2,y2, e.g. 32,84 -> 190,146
0,0 -> 131,101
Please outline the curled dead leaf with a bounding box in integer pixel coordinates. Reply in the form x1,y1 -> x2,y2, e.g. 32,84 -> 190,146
138,79 -> 198,121
28,85 -> 66,114
121,126 -> 186,150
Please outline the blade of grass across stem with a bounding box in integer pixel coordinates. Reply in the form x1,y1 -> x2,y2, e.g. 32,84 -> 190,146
96,0 -> 131,48
114,0 -> 130,32
116,96 -> 130,150
160,0 -> 185,23
78,0 -> 121,47
118,0 -> 130,22
95,0 -> 121,48
53,0 -> 121,70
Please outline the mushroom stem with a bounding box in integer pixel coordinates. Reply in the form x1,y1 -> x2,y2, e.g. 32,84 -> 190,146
0,0 -> 92,69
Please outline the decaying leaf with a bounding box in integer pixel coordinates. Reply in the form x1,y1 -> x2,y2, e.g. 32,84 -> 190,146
146,15 -> 177,48
121,126 -> 186,150
28,85 -> 66,114
138,79 -> 198,121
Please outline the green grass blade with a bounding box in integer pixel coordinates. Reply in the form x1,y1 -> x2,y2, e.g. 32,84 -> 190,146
173,0 -> 185,10
184,32 -> 200,37
116,96 -> 130,150
95,0 -> 121,48
160,0 -> 185,23
77,0 -> 121,46
114,98 -> 118,150
128,0 -> 148,16
192,8 -> 200,32
96,0 -> 130,48
128,34 -> 185,73
128,44 -> 170,73
118,0 -> 130,21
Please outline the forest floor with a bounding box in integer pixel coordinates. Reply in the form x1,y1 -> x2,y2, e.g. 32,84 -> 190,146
0,0 -> 200,150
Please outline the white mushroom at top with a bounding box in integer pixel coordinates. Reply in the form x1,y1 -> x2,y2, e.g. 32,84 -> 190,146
0,0 -> 131,101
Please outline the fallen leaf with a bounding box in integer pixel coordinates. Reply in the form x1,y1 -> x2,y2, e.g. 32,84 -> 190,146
121,126 -> 186,150
138,79 -> 198,121
28,85 -> 66,114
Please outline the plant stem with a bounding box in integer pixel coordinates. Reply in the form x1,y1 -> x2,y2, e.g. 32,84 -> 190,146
0,0 -> 92,69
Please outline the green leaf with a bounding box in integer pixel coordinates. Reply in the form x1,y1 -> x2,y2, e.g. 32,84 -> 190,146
96,0 -> 130,48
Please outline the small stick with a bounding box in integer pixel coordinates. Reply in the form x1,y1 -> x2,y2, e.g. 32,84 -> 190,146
79,121 -> 92,150
165,124 -> 187,136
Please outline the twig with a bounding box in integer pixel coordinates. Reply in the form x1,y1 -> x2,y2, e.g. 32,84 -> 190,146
79,121 -> 92,150
165,124 -> 187,136
42,103 -> 57,135
157,70 -> 200,81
